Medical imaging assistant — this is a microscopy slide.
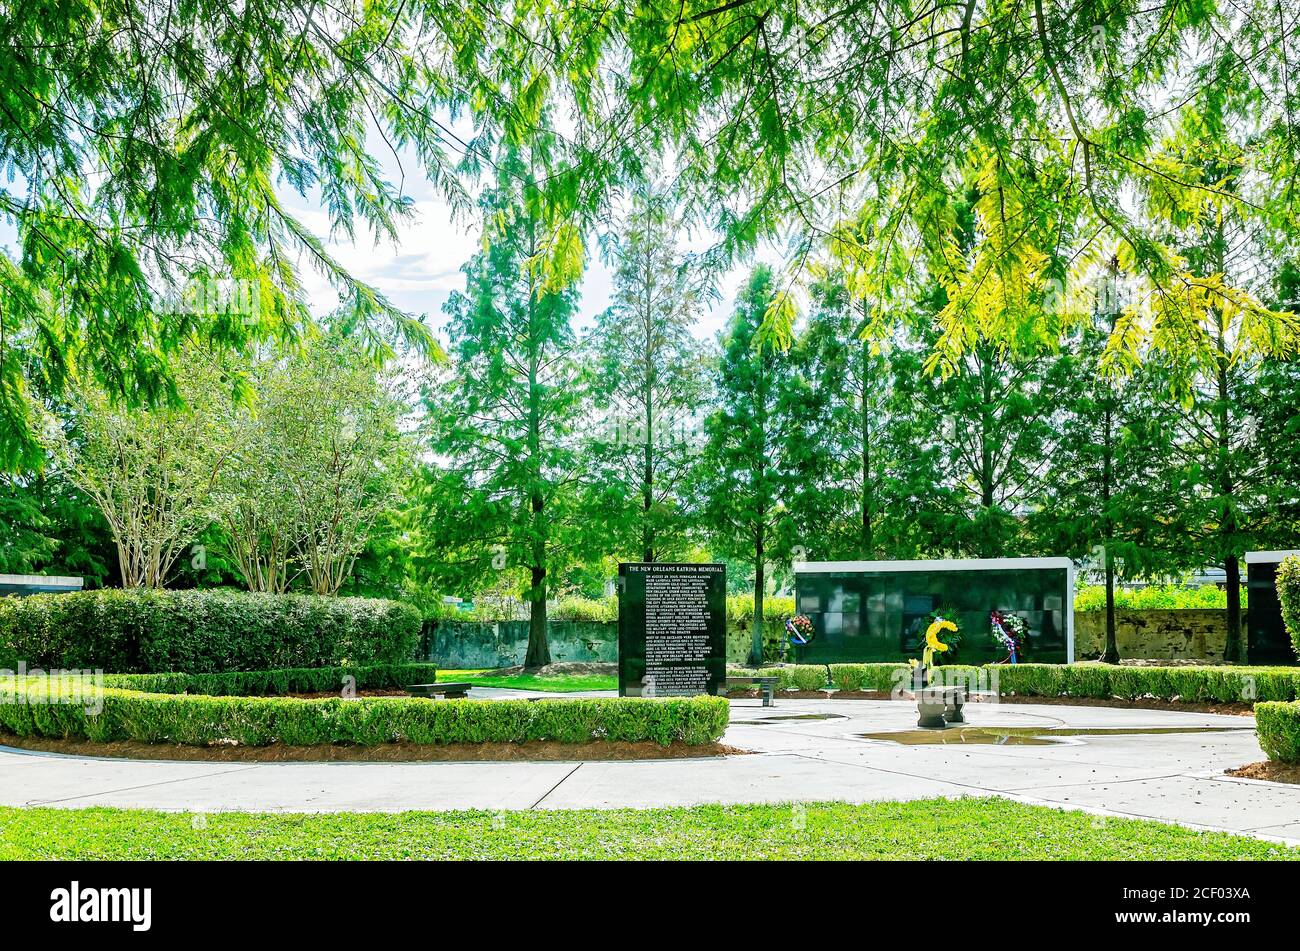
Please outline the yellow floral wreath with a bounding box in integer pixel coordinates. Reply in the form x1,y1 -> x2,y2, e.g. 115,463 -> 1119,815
910,617 -> 957,671
925,618 -> 956,654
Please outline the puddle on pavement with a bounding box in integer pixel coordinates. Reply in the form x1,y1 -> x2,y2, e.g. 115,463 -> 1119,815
858,726 -> 1254,747
732,713 -> 849,726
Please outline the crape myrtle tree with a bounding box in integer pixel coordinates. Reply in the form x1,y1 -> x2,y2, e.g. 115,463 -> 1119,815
217,331 -> 408,596
50,348 -> 235,588
696,266 -> 823,665
215,356 -> 297,595
280,335 -> 408,596
585,187 -> 708,563
420,141 -> 587,668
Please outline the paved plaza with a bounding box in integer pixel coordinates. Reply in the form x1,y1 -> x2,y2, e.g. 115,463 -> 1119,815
1,695 -> 1295,842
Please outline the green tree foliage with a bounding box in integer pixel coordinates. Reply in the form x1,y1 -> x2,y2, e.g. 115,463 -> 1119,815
886,334 -> 1075,559
0,468 -> 113,585
585,188 -> 708,562
780,277 -> 904,560
696,267 -> 821,664
516,1 -> 1300,372
216,332 -> 409,595
1033,291 -> 1187,661
0,0 -> 479,471
1134,159 -> 1298,661
418,143 -> 586,667
50,349 -> 235,588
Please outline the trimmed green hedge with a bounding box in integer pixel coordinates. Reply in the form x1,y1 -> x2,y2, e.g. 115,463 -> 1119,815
100,663 -> 440,697
1277,556 -> 1300,658
995,663 -> 1300,703
728,664 -> 918,693
728,662 -> 1300,704
1256,701 -> 1300,762
0,589 -> 421,673
0,682 -> 729,748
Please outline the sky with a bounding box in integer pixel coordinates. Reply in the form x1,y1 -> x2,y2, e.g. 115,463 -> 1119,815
0,122 -> 783,351
275,127 -> 783,348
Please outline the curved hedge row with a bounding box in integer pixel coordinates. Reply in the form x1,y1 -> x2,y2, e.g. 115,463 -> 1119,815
0,589 -> 421,673
1256,701 -> 1300,762
728,662 -> 1300,703
100,663 -> 441,697
0,682 -> 729,748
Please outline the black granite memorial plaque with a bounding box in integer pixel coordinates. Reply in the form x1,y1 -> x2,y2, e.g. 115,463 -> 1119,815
617,562 -> 726,697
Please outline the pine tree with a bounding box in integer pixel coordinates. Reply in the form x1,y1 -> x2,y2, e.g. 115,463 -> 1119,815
1033,270 -> 1185,662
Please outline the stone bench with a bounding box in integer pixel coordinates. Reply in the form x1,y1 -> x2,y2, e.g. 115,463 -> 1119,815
916,685 -> 966,728
405,682 -> 473,700
722,677 -> 779,707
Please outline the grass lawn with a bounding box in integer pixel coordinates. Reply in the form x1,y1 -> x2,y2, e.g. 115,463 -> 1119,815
1,798 -> 1295,860
447,670 -> 617,692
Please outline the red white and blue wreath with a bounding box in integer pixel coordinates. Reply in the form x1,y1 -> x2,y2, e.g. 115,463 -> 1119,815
786,614 -> 816,646
990,609 -> 1027,664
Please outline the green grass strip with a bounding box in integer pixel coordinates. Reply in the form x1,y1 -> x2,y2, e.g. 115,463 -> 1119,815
0,798 -> 1294,860
458,673 -> 616,692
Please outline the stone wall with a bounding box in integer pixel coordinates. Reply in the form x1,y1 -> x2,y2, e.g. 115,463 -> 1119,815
427,620 -> 617,669
432,619 -> 761,668
1073,609 -> 1238,662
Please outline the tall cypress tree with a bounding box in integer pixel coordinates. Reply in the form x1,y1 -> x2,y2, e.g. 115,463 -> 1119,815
785,276 -> 901,560
697,267 -> 818,664
585,189 -> 707,563
420,145 -> 585,668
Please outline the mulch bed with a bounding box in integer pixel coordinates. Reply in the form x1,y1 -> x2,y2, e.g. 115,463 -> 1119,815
0,733 -> 744,763
1225,761 -> 1300,785
994,694 -> 1255,716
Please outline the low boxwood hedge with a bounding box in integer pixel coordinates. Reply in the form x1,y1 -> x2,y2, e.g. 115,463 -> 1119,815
0,588 -> 421,673
100,663 -> 441,697
0,681 -> 729,748
1256,701 -> 1300,762
728,662 -> 1300,704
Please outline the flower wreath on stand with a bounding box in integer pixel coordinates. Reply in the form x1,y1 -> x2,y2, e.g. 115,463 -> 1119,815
913,609 -> 962,657
781,614 -> 816,663
990,609 -> 1027,664
909,610 -> 960,687
785,614 -> 816,646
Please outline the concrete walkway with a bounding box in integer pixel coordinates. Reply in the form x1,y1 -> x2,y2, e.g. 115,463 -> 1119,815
1,697 -> 1296,843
